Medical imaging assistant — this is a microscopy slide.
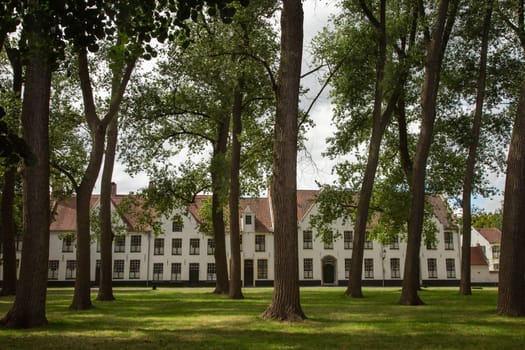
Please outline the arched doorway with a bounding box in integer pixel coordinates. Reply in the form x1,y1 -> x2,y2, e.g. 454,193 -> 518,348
322,256 -> 337,285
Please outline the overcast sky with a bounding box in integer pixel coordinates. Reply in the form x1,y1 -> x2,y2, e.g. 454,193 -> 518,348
103,0 -> 505,213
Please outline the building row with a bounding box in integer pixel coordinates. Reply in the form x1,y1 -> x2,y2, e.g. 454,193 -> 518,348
0,184 -> 500,287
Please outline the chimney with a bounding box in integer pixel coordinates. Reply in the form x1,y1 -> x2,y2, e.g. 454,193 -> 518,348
111,182 -> 117,196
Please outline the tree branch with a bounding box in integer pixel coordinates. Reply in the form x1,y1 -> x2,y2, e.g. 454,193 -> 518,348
102,58 -> 137,127
51,161 -> 80,191
359,0 -> 382,30
78,49 -> 100,132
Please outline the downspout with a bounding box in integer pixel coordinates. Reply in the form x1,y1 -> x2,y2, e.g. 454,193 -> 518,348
146,231 -> 151,287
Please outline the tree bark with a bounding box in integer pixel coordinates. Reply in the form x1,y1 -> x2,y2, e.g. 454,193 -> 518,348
347,0 -> 388,298
0,43 -> 23,297
97,116 -> 118,301
229,79 -> 244,299
1,168 -> 17,296
212,114 -> 231,295
496,78 -> 525,316
1,6 -> 52,326
459,0 -> 492,296
261,0 -> 305,321
400,0 -> 455,306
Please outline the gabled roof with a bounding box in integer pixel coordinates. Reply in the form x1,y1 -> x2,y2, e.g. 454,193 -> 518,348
50,194 -> 149,232
296,189 -> 319,222
476,227 -> 501,244
427,195 -> 457,229
471,246 -> 488,266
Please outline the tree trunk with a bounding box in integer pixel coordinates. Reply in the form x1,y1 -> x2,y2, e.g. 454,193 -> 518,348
97,117 -> 118,301
400,0 -> 454,306
0,44 -> 23,297
459,1 -> 492,296
1,168 -> 17,296
347,0 -> 388,298
211,115 -> 231,295
229,79 -> 244,299
261,0 -> 305,321
496,76 -> 525,317
1,10 -> 52,326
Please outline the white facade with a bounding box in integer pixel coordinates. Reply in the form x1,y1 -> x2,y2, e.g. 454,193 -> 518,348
471,228 -> 500,272
1,192 -> 463,286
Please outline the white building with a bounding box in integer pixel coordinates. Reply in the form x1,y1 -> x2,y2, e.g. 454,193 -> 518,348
1,186 -> 463,287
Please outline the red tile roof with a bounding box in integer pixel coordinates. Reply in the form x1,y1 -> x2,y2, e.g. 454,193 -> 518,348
296,190 -> 320,221
476,227 -> 501,244
471,246 -> 488,266
50,195 -> 150,232
427,195 -> 457,229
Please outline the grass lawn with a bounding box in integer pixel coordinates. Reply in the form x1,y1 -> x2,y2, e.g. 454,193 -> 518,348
0,287 -> 523,349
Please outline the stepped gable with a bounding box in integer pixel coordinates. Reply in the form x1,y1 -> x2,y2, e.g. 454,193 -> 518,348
471,246 -> 488,266
476,227 -> 501,244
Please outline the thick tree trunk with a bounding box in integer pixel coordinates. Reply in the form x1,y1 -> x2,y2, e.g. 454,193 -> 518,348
459,1 -> 492,296
1,168 -> 17,296
496,77 -> 525,317
1,13 -> 52,326
229,80 -> 244,299
1,44 -> 23,297
97,117 -> 118,301
400,0 -> 454,306
212,115 -> 231,295
261,0 -> 305,322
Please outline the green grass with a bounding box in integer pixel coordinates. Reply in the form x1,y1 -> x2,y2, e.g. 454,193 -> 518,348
0,287 -> 523,349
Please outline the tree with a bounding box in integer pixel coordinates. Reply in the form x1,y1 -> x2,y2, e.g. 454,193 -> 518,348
261,0 -> 305,321
399,0 -> 458,306
459,0 -> 493,296
0,40 -> 23,297
497,0 -> 525,317
0,0 -> 56,328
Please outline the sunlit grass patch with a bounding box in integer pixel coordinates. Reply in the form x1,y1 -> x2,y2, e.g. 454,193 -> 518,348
0,287 -> 524,349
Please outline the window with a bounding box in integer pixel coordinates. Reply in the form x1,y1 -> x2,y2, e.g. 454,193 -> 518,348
113,260 -> 124,279
444,232 -> 454,250
257,259 -> 268,279
345,259 -> 352,279
130,235 -> 141,252
427,258 -> 437,278
189,239 -> 200,255
66,260 -> 76,279
303,258 -> 313,279
207,263 -> 216,281
96,240 -> 100,252
129,259 -> 140,279
114,236 -> 125,253
153,263 -> 163,281
492,245 -> 500,259
364,232 -> 373,249
48,260 -> 59,280
154,238 -> 164,255
15,235 -> 23,252
303,230 -> 313,249
171,263 -> 182,281
245,215 -> 252,225
172,238 -> 182,255
344,231 -> 353,249
255,235 -> 265,252
389,237 -> 399,250
390,258 -> 401,279
446,258 -> 456,278
207,239 -> 215,255
62,236 -> 74,253
426,240 -> 437,250
324,232 -> 333,249
172,221 -> 183,232
493,263 -> 500,271
364,258 -> 374,279
239,234 -> 243,252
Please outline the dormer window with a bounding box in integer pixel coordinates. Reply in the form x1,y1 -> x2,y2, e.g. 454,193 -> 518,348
245,215 -> 252,225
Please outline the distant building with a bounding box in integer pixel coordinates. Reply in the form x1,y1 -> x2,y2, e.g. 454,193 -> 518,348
1,186 -> 463,287
469,227 -> 501,285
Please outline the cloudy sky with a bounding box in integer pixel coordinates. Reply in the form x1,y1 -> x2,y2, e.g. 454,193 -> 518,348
104,0 -> 505,213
